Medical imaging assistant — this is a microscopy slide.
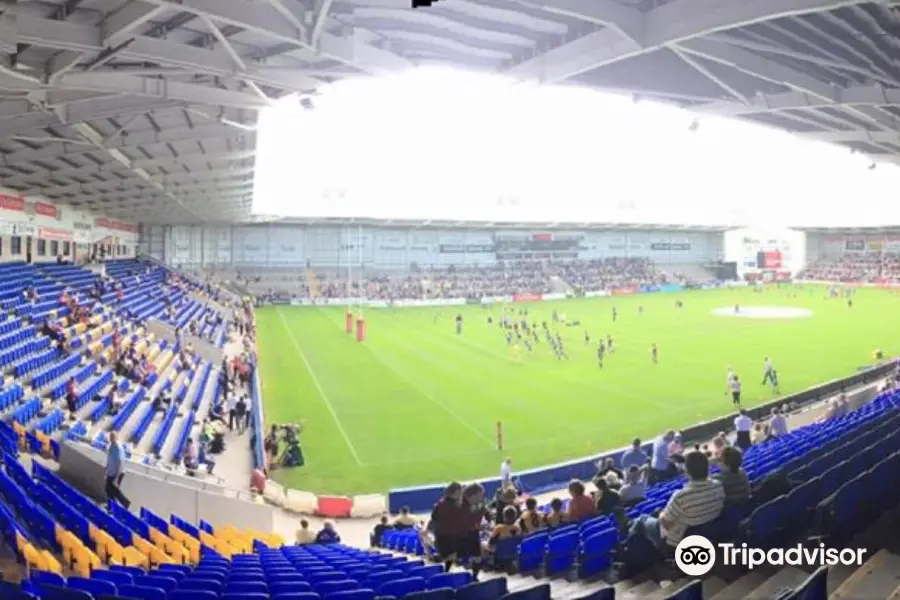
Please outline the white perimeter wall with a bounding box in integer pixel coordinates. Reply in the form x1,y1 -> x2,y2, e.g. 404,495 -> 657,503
0,185 -> 139,263
165,225 -> 724,270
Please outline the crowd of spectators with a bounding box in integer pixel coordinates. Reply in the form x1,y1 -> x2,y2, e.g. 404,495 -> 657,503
360,403 -> 812,579
798,253 -> 900,282
250,258 -> 687,302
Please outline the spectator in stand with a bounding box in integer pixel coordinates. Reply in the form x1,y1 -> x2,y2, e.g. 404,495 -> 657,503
621,438 -> 648,470
566,479 -> 595,521
371,516 -> 391,547
518,497 -> 545,535
768,407 -> 789,439
430,482 -> 464,572
544,498 -> 566,528
296,519 -> 315,544
500,457 -> 513,489
649,430 -> 675,484
734,410 -> 753,450
627,451 -> 724,556
619,465 -> 649,505
483,505 -> 522,557
105,432 -> 130,509
714,446 -> 751,505
594,478 -> 622,516
393,506 -> 417,529
315,521 -> 341,544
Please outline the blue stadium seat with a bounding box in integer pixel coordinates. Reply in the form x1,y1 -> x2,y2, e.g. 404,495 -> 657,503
500,584 -> 551,600
457,579 -> 509,600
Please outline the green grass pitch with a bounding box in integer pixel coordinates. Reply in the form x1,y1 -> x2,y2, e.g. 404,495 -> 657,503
255,286 -> 900,496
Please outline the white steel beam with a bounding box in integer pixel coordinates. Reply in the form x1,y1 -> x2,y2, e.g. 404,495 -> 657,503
310,0 -> 335,47
101,1 -> 169,46
513,0 -> 644,45
3,15 -> 325,93
506,0 -> 872,83
0,125 -> 246,167
695,82 -> 900,117
39,169 -> 253,195
0,151 -> 254,185
793,130 -> 900,144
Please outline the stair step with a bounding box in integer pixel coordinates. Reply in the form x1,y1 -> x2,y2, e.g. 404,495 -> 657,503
619,580 -> 662,598
831,549 -> 900,600
743,566 -> 809,600
708,571 -> 769,600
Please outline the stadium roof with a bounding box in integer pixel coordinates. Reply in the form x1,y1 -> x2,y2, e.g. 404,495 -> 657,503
0,0 -> 898,225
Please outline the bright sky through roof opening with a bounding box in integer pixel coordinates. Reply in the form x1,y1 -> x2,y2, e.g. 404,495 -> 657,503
253,66 -> 900,227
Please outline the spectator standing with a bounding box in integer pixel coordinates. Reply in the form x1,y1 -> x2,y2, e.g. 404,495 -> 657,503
620,438 -> 648,470
734,410 -> 753,450
105,432 -> 130,509
430,482 -> 464,572
649,431 -> 675,484
500,457 -> 513,489
769,407 -> 789,438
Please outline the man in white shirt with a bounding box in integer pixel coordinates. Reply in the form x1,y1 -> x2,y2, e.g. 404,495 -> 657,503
227,393 -> 238,431
734,409 -> 753,450
768,407 -> 788,438
761,357 -> 775,386
500,457 -> 513,489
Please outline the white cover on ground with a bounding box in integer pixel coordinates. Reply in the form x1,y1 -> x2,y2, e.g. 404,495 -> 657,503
285,488 -> 318,514
264,480 -> 288,507
351,494 -> 387,518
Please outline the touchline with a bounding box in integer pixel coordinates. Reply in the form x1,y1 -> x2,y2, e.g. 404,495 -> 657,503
719,543 -> 867,569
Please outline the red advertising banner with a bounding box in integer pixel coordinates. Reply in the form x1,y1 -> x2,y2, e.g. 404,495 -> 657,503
34,202 -> 58,218
0,194 -> 25,212
39,227 -> 73,241
512,293 -> 543,303
611,286 -> 639,296
764,250 -> 782,269
95,217 -> 138,233
532,233 -> 553,242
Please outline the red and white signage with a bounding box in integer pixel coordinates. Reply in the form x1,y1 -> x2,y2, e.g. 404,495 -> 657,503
0,194 -> 25,212
34,202 -> 58,218
39,227 -> 73,241
95,217 -> 138,234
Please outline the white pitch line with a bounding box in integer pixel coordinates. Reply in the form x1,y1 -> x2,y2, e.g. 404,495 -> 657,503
276,307 -> 363,466
318,309 -> 497,449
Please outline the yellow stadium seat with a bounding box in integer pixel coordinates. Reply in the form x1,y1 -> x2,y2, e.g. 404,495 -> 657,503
123,547 -> 149,569
57,526 -> 80,567
22,542 -> 46,572
132,536 -> 155,557
39,550 -> 61,575
169,526 -> 201,564
73,546 -> 101,578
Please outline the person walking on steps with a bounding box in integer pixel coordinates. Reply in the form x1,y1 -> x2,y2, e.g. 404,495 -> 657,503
105,432 -> 131,509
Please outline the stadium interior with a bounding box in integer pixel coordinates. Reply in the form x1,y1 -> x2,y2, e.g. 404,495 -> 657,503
6,1 -> 900,600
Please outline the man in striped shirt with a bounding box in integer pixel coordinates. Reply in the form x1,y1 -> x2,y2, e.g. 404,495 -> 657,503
631,451 -> 725,550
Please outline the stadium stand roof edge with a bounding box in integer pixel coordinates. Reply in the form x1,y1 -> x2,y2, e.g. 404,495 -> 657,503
258,216 -> 734,231
792,226 -> 900,234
